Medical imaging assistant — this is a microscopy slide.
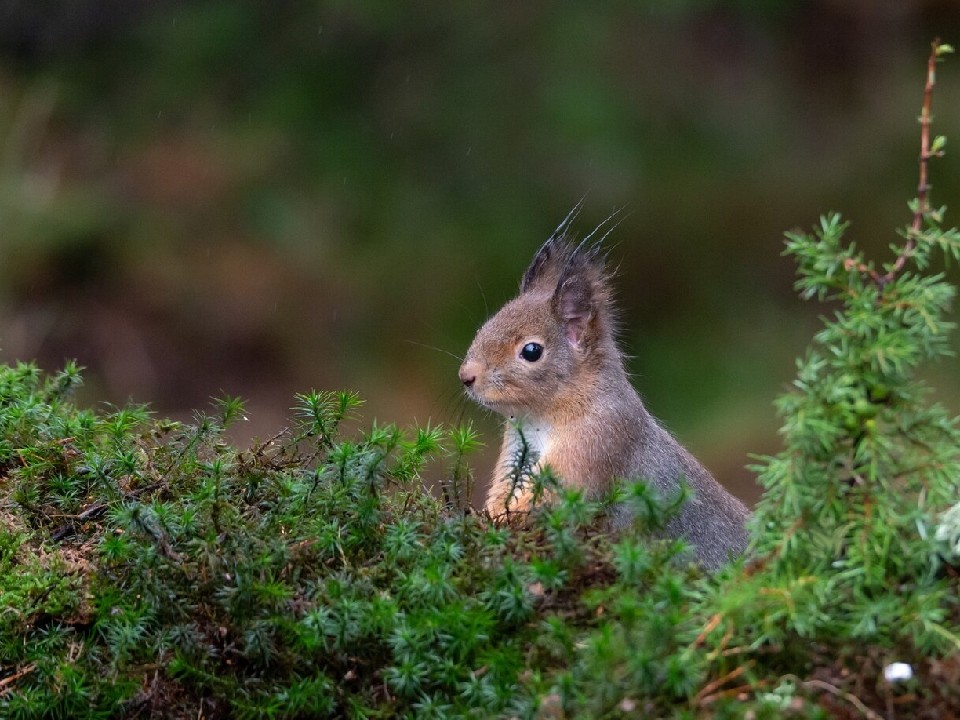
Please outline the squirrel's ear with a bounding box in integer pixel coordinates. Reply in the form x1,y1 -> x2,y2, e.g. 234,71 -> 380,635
554,273 -> 595,350
521,202 -> 583,292
553,240 -> 609,350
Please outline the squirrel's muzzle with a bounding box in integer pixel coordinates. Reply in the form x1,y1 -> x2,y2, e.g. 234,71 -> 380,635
459,361 -> 480,388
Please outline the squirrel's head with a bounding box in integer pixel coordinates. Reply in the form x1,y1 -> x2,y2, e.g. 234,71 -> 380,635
459,208 -> 622,420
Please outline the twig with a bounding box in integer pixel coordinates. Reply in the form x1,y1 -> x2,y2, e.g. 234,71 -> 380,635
692,612 -> 723,647
698,671 -> 883,719
797,677 -> 885,720
0,662 -> 37,696
50,502 -> 107,541
879,39 -> 945,287
697,681 -> 766,706
49,482 -> 163,542
693,664 -> 750,705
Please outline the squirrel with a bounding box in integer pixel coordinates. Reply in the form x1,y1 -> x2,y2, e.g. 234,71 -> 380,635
458,207 -> 750,570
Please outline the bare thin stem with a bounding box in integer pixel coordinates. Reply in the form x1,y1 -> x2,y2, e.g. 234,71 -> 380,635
799,678 -> 885,720
879,39 -> 943,287
0,663 -> 37,696
693,664 -> 751,705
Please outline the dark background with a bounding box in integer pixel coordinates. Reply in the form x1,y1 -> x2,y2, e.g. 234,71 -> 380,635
1,1 -> 958,503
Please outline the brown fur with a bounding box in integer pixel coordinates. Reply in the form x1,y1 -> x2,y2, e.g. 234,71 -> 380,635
459,217 -> 750,570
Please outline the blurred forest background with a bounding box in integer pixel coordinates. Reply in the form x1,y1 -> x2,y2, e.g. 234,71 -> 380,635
1,1 -> 958,503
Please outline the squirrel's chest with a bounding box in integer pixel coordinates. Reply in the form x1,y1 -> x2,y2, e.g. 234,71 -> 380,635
503,417 -> 554,469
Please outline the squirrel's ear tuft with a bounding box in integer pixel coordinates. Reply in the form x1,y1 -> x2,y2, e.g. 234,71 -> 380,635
521,202 -> 583,292
521,238 -> 560,292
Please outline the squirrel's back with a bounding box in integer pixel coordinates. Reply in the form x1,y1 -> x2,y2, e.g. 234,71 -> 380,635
622,403 -> 750,569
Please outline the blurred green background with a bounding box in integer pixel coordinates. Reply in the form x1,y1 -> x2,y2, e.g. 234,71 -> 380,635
1,1 -> 958,503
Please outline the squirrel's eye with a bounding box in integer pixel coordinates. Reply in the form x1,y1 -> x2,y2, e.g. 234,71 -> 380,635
519,342 -> 544,362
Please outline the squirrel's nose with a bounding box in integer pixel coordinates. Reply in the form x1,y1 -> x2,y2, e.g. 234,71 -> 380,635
459,362 -> 479,388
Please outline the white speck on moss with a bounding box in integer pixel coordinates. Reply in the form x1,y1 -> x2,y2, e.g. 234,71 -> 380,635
883,662 -> 913,682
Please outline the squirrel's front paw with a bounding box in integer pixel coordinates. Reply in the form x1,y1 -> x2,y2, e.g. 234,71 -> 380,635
484,483 -> 536,518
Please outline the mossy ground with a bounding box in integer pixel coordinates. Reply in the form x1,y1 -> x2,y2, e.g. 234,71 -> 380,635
0,352 -> 958,718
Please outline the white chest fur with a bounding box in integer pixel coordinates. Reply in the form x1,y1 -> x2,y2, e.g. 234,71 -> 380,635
503,416 -> 553,470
